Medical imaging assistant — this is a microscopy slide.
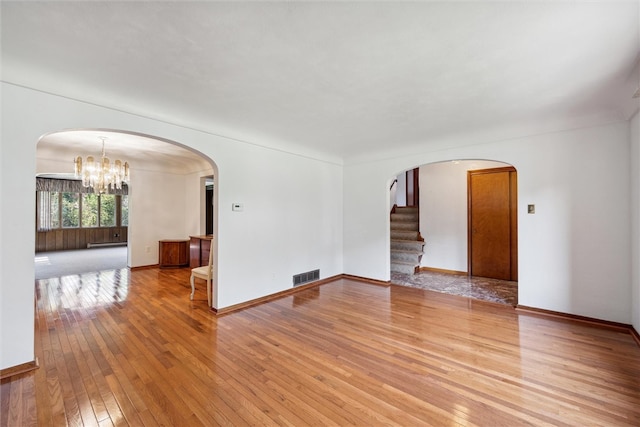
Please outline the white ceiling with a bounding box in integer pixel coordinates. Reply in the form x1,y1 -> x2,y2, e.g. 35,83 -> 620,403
2,1 -> 640,165
37,129 -> 213,175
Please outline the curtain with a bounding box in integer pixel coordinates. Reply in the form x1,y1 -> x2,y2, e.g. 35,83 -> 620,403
38,191 -> 52,231
36,177 -> 128,195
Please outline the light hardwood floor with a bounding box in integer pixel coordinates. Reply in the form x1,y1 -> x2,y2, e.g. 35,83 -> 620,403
2,267 -> 639,426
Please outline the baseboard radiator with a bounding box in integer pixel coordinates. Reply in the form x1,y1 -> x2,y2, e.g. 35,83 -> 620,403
87,242 -> 127,249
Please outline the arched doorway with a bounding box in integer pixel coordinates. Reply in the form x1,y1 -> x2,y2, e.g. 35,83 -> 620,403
389,159 -> 518,305
35,129 -> 218,306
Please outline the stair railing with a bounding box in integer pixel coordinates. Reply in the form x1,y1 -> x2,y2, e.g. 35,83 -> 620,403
389,179 -> 398,213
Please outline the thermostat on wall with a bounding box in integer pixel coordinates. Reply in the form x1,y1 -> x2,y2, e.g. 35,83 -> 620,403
232,203 -> 244,212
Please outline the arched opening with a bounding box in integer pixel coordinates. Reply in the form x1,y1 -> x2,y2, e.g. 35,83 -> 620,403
35,128 -> 219,307
389,159 -> 518,305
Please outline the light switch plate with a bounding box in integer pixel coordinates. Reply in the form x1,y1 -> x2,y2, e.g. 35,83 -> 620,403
232,203 -> 244,212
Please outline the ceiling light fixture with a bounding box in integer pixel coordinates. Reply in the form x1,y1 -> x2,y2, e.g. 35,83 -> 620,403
74,136 -> 130,193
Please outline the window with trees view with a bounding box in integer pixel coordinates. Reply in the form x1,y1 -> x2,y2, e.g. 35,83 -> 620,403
37,191 -> 128,231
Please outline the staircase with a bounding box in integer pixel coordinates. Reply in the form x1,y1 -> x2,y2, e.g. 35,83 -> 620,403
390,206 -> 425,274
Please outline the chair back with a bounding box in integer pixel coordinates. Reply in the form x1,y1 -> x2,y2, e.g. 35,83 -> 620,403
206,245 -> 214,277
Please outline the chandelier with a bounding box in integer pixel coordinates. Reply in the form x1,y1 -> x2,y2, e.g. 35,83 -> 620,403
74,137 -> 130,193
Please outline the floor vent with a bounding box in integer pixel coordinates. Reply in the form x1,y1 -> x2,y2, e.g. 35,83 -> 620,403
293,269 -> 320,286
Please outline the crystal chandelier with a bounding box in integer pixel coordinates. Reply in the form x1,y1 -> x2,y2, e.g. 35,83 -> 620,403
74,137 -> 130,193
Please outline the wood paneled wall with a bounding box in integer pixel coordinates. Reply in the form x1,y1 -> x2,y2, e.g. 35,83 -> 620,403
35,227 -> 128,252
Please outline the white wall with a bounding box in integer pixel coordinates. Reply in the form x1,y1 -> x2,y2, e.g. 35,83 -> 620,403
35,157 -> 73,175
419,160 -> 507,272
183,172 -> 214,237
395,172 -> 407,207
389,180 -> 397,214
1,87 -> 37,371
0,83 -> 343,370
216,140 -> 344,307
128,169 -> 189,267
631,110 -> 640,332
345,121 -> 631,324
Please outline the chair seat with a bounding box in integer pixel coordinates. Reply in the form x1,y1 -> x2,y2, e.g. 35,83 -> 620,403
191,266 -> 210,278
190,241 -> 214,307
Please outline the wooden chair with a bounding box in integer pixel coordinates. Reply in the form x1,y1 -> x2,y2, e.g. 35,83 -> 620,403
190,247 -> 213,306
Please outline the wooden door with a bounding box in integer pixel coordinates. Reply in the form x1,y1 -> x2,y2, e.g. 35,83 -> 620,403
468,167 -> 517,281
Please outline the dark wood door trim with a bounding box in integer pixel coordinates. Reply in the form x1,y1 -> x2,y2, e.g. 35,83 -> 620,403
406,168 -> 420,207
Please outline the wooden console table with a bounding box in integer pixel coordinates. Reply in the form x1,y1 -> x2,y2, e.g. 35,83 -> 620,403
159,239 -> 189,268
189,235 -> 213,267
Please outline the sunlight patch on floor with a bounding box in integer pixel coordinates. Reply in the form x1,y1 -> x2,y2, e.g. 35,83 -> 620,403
34,256 -> 50,265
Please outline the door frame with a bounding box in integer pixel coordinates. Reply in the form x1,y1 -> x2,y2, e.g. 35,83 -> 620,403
405,168 -> 419,207
467,166 -> 518,281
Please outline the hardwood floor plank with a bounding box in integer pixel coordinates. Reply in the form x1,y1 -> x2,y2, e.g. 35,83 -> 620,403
77,326 -> 124,425
34,308 -> 54,426
0,380 -> 11,426
2,269 -> 640,426
101,375 -> 144,427
6,375 -> 24,427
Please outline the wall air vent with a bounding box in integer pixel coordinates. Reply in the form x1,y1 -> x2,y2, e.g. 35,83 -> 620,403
293,269 -> 320,287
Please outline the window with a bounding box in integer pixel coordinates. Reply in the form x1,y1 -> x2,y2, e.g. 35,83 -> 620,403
61,193 -> 80,228
37,191 -> 128,231
100,194 -> 116,227
50,192 -> 60,228
82,193 -> 99,227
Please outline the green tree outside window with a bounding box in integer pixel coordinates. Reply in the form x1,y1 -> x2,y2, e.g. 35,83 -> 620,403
61,193 -> 79,228
50,191 -> 60,228
100,194 -> 116,227
82,193 -> 99,227
39,191 -> 126,230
